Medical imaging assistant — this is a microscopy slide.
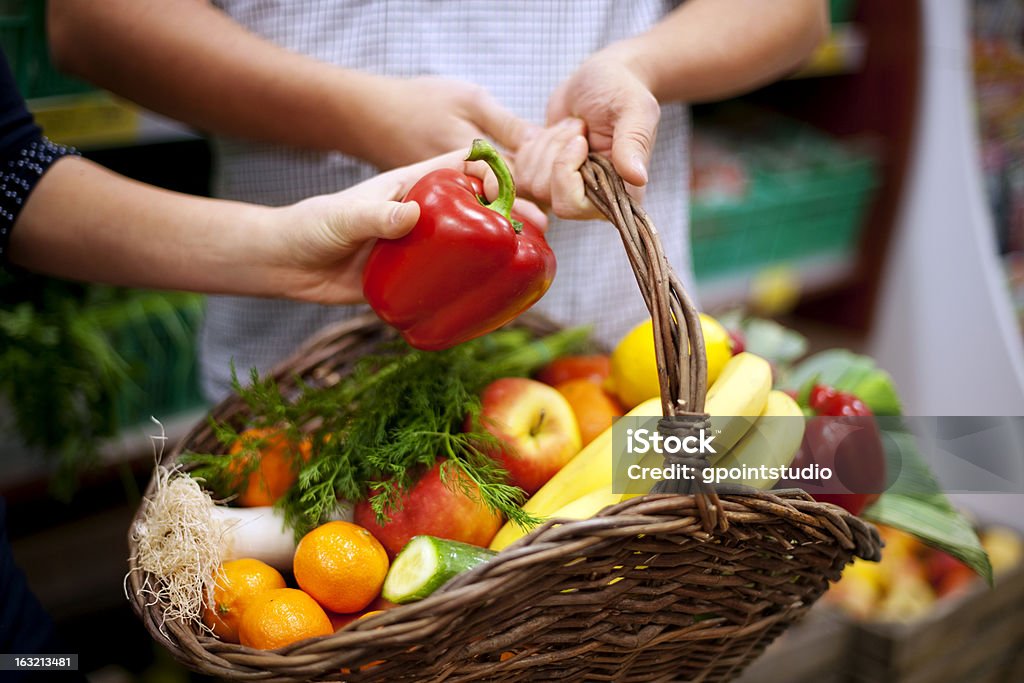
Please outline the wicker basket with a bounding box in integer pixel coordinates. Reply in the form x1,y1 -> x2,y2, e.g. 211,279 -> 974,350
127,155 -> 881,682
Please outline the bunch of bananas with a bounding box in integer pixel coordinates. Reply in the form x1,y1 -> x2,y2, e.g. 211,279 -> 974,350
490,348 -> 804,551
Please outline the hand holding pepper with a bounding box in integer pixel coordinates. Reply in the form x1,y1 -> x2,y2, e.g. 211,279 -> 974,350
362,140 -> 556,351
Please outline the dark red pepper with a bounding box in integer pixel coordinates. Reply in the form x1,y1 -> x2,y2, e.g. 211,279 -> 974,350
784,415 -> 886,515
810,384 -> 873,417
785,383 -> 885,514
362,139 -> 556,351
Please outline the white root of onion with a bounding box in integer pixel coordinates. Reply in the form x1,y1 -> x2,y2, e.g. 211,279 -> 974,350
127,465 -> 224,636
211,506 -> 295,571
211,502 -> 353,571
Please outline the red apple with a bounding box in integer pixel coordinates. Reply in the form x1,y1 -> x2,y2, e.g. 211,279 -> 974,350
535,355 -> 611,387
353,461 -> 501,557
473,377 -> 582,495
927,551 -> 976,597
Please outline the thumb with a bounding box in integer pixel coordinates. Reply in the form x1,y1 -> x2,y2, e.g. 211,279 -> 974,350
610,94 -> 660,187
328,200 -> 420,247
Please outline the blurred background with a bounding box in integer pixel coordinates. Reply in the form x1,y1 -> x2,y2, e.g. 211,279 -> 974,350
2,0 -> 1024,681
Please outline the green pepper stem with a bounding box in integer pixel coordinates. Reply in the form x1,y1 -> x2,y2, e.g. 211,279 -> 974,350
466,139 -> 518,229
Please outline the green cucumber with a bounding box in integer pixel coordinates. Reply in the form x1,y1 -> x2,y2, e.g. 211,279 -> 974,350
382,536 -> 496,604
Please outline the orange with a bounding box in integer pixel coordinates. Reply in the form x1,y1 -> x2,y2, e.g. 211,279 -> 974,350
535,355 -> 611,386
238,588 -> 333,650
202,559 -> 286,643
554,379 -> 626,446
293,521 -> 389,614
229,427 -> 311,507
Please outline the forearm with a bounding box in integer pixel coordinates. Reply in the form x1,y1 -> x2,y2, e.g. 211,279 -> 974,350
8,156 -> 288,296
48,0 -> 380,158
613,0 -> 829,103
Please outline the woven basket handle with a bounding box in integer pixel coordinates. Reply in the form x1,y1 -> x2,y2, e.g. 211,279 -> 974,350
581,154 -> 732,531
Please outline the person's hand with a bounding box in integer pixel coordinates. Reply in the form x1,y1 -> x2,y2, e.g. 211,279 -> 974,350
353,76 -> 534,171
265,150 -> 547,304
515,48 -> 660,219
513,118 -> 597,219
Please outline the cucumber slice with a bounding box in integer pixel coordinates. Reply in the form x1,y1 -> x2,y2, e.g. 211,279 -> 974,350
382,536 -> 496,604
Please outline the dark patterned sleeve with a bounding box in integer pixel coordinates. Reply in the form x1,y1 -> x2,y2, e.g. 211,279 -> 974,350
0,49 -> 78,265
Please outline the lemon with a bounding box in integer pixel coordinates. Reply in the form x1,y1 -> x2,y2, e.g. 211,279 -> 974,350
609,314 -> 733,409
750,267 -> 800,316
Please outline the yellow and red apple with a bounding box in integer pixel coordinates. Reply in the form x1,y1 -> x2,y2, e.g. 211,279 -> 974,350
474,377 -> 582,495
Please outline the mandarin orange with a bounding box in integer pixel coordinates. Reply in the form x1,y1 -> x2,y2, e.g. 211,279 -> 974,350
202,558 -> 286,643
238,588 -> 332,650
229,427 -> 311,507
294,521 -> 389,614
554,379 -> 626,446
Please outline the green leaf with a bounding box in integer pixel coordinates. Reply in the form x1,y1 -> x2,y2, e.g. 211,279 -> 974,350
781,350 -> 903,416
850,371 -> 903,416
864,420 -> 993,583
737,317 -> 808,368
795,373 -> 819,409
782,349 -> 867,389
835,361 -> 876,394
865,494 -> 993,585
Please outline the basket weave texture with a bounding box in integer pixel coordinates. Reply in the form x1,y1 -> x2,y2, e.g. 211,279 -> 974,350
127,155 -> 881,682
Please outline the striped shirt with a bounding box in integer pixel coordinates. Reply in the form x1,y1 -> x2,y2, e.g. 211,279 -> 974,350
202,0 -> 691,401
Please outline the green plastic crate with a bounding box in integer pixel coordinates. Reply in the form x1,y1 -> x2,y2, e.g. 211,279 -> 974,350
0,3 -> 30,89
0,0 -> 94,99
830,0 -> 857,24
98,292 -> 206,429
690,118 -> 878,281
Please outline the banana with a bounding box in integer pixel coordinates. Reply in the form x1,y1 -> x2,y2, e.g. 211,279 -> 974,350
549,485 -> 622,520
712,390 -> 805,489
705,352 -> 773,460
632,351 -> 772,472
491,486 -> 623,551
488,397 -> 662,551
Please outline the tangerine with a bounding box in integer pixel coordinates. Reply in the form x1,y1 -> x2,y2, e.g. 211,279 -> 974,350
294,521 -> 389,614
535,355 -> 611,386
229,427 -> 311,507
238,588 -> 333,650
555,379 -> 626,446
201,558 -> 286,643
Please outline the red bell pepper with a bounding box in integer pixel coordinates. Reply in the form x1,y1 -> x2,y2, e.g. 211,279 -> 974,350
784,383 -> 886,514
362,139 -> 556,351
809,384 -> 873,417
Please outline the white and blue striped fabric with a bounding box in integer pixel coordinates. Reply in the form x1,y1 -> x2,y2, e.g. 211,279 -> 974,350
202,0 -> 691,401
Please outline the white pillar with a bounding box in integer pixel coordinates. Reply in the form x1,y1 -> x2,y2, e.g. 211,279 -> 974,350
869,0 -> 1024,526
